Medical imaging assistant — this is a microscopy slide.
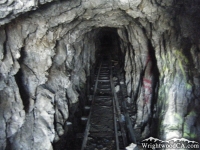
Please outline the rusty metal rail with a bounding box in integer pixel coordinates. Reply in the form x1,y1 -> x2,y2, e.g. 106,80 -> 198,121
109,60 -> 120,150
110,60 -> 127,149
81,62 -> 102,150
81,57 -> 128,150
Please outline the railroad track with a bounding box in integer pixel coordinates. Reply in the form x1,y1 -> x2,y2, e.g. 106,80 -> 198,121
81,56 -> 127,150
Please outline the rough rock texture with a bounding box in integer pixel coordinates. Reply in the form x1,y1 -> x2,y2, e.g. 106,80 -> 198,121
0,0 -> 200,149
0,0 -> 54,25
118,0 -> 200,141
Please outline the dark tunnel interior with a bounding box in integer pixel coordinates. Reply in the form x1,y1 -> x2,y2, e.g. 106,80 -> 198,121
95,28 -> 122,62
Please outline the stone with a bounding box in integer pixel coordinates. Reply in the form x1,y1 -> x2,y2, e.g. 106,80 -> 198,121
126,97 -> 131,103
113,77 -> 118,81
126,143 -> 137,150
0,78 -> 25,144
115,85 -> 120,93
120,81 -> 124,84
0,0 -> 199,149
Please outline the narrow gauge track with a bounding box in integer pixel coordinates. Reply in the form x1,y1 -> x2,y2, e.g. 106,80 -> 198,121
81,56 -> 127,150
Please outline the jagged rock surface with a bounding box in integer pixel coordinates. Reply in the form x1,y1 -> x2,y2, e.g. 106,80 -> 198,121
0,0 -> 54,25
0,0 -> 200,149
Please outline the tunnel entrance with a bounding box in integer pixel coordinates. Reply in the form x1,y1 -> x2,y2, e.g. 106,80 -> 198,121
79,27 -> 134,150
53,28 -> 132,150
53,27 -> 160,150
1,0 -> 200,149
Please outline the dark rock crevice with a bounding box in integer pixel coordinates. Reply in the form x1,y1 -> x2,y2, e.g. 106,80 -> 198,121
147,39 -> 160,137
2,31 -> 7,61
14,47 -> 30,113
15,68 -> 30,113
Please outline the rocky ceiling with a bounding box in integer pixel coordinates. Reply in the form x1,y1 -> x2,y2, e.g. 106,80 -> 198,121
0,0 -> 200,149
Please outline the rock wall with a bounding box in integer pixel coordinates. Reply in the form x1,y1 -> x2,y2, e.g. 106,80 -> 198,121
0,0 -> 55,25
0,0 -> 200,149
117,0 -> 200,141
0,10 -> 98,148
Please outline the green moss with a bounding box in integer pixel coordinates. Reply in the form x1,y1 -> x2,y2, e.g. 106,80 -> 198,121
176,51 -> 187,78
188,110 -> 197,117
176,50 -> 189,64
177,58 -> 187,80
191,133 -> 197,139
183,132 -> 197,139
175,50 -> 194,90
186,83 -> 192,90
164,67 -> 169,74
174,113 -> 183,124
183,132 -> 189,138
183,110 -> 197,139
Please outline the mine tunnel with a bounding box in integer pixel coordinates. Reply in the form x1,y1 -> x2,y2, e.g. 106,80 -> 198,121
95,28 -> 122,63
0,0 -> 200,150
51,27 -> 160,150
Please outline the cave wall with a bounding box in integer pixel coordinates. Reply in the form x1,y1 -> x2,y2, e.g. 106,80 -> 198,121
0,0 -> 200,149
117,0 -> 200,141
0,11 -> 98,148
